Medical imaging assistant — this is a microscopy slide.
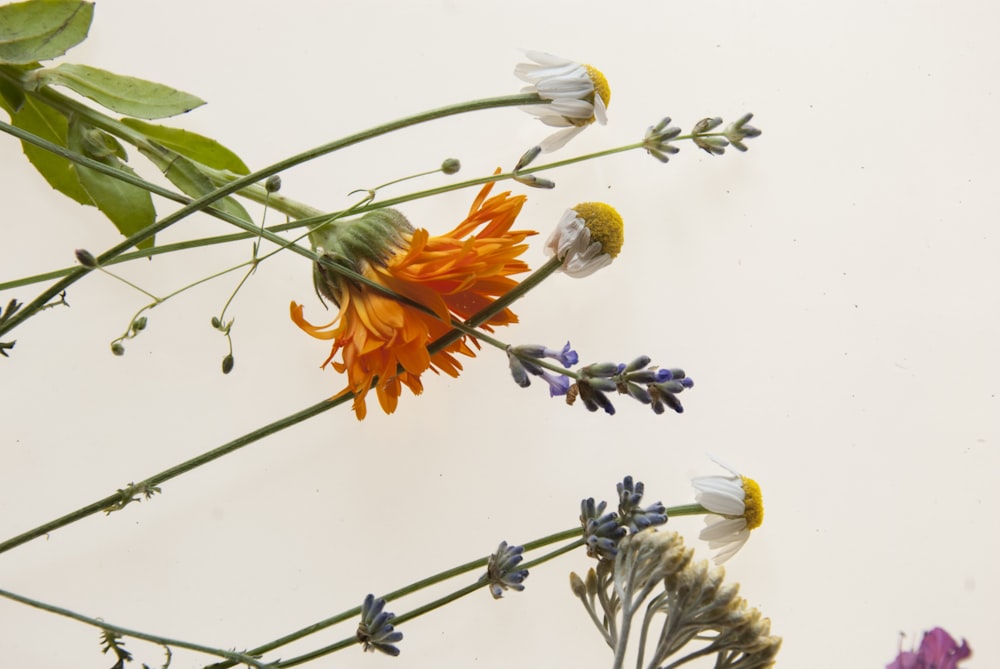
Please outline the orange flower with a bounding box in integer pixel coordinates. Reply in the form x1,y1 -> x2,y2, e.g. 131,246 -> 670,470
291,181 -> 535,419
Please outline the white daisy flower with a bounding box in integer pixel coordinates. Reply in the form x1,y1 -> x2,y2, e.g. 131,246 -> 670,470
515,51 -> 611,152
691,457 -> 764,564
545,202 -> 623,278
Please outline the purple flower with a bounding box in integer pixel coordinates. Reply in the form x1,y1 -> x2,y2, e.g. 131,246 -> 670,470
887,627 -> 971,669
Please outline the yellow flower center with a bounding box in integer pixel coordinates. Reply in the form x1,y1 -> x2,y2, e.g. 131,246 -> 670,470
740,475 -> 764,530
584,64 -> 611,111
573,202 -> 624,258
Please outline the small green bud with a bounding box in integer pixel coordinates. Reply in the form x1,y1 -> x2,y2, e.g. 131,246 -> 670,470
582,362 -> 621,377
514,173 -> 555,189
111,342 -> 125,356
265,175 -> 282,192
211,316 -> 222,329
623,355 -> 651,373
222,354 -> 235,374
441,158 -> 461,175
515,146 -> 542,171
132,316 -> 148,332
75,249 -> 97,268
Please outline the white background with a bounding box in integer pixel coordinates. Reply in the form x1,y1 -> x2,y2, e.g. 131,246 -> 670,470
1,1 -> 997,667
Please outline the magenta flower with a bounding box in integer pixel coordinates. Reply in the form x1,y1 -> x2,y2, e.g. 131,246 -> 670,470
887,627 -> 971,669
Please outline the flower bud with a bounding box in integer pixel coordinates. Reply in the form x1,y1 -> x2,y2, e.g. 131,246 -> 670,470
309,209 -> 414,306
546,202 -> 624,278
75,249 -> 97,268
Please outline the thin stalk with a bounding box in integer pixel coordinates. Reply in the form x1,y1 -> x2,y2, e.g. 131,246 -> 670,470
0,136 -> 685,292
0,250 -> 564,555
0,393 -> 349,554
0,120 -> 494,336
0,90 -> 542,338
204,531 -> 585,666
0,587 -> 275,669
268,536 -> 585,668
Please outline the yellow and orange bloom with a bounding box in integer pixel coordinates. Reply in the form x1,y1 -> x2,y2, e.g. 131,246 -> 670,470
291,182 -> 535,420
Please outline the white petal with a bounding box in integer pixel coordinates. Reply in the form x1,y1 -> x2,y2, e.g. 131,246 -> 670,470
524,50 -> 574,67
699,516 -> 747,543
539,125 -> 585,153
710,533 -> 750,564
593,94 -> 608,125
547,98 -> 595,119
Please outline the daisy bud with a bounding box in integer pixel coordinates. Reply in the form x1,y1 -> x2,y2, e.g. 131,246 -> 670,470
546,202 -> 624,278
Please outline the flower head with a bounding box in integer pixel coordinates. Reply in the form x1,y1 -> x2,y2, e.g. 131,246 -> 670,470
617,475 -> 668,534
887,627 -> 971,669
580,497 -> 626,561
291,181 -> 535,419
485,541 -> 530,599
546,202 -> 624,278
691,457 -> 764,563
356,594 -> 403,656
515,51 -> 611,152
506,340 -> 577,397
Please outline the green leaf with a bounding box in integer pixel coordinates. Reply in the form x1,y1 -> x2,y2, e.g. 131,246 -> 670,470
0,92 -> 90,204
0,0 -> 93,64
0,73 -> 24,110
121,118 -> 249,174
67,116 -> 156,248
138,144 -> 252,225
40,63 -> 205,119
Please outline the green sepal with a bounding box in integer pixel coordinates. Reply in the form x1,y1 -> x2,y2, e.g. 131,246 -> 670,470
0,0 -> 93,64
121,117 -> 249,174
38,63 -> 205,119
67,116 -> 156,248
138,143 -> 252,224
0,92 -> 90,204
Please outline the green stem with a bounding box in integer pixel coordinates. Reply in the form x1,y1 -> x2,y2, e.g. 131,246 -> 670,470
205,527 -> 583,669
0,587 -> 276,669
0,139 -> 655,293
427,256 -> 564,356
0,393 -> 349,555
269,535 -> 586,668
0,91 -> 542,338
664,503 -> 707,517
0,119 -> 495,343
210,504 -> 704,669
0,250 -> 566,556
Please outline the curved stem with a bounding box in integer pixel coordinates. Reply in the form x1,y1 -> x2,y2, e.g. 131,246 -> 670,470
0,142 -> 635,292
263,535 -> 586,668
205,530 -> 587,667
0,587 -> 275,669
0,91 -> 542,338
0,393 -> 350,555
